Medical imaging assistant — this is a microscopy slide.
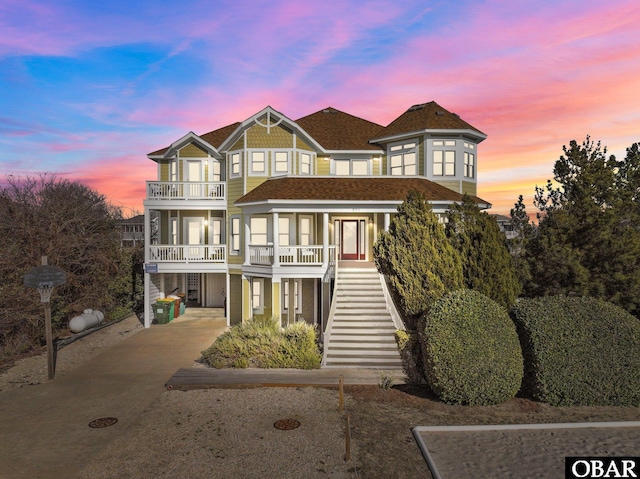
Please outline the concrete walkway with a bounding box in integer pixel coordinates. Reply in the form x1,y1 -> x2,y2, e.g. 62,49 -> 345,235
0,310 -> 227,479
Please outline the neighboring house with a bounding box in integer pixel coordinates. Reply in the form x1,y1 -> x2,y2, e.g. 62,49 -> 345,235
491,214 -> 518,240
117,214 -> 145,248
142,101 -> 489,365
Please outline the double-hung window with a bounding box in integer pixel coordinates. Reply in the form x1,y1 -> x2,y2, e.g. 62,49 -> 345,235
230,216 -> 241,253
278,217 -> 290,246
432,140 -> 456,176
252,278 -> 264,314
250,217 -> 268,245
464,142 -> 475,178
230,152 -> 241,178
333,159 -> 370,176
389,141 -> 417,175
273,151 -> 289,175
300,153 -> 312,175
250,151 -> 266,175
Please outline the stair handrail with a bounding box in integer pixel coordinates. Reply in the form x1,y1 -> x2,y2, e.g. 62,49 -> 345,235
378,271 -> 405,331
321,260 -> 340,367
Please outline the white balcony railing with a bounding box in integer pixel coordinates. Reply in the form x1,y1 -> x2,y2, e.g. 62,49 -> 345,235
249,245 -> 335,266
149,245 -> 226,262
146,181 -> 225,200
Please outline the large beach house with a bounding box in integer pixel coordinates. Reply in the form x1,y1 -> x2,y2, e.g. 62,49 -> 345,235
142,101 -> 489,367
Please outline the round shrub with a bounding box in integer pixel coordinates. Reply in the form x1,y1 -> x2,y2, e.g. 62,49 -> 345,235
422,290 -> 523,405
511,296 -> 640,406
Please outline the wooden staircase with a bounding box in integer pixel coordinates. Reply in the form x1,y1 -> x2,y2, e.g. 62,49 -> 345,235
322,266 -> 403,369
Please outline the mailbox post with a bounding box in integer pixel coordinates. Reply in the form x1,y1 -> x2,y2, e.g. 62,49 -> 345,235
23,256 -> 67,380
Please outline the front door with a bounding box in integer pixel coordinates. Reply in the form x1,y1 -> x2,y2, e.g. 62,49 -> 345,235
341,220 -> 359,260
185,218 -> 204,260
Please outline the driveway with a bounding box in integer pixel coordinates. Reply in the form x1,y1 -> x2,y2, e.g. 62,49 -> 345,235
0,309 -> 227,479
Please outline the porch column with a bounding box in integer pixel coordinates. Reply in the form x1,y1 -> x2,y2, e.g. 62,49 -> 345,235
272,212 -> 280,267
143,207 -> 151,328
322,212 -> 329,266
384,213 -> 390,231
272,277 -> 281,321
244,214 -> 250,265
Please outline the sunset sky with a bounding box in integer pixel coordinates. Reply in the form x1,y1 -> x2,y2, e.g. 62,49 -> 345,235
1,0 -> 639,216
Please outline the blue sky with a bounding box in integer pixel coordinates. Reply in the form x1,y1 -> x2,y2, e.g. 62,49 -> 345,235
2,0 -> 639,214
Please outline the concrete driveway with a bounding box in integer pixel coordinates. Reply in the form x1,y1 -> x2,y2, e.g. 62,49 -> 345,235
0,309 -> 227,479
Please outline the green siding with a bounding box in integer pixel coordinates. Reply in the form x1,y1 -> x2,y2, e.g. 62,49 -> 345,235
317,156 -> 331,175
302,278 -> 315,324
179,143 -> 207,157
231,137 -> 244,151
296,137 -> 314,151
159,162 -> 168,181
246,176 -> 268,194
461,180 -> 477,196
435,179 -> 461,193
246,123 -> 294,148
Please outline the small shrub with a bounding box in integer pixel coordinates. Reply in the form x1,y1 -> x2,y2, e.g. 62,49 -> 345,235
395,329 -> 426,384
422,290 -> 523,406
378,371 -> 394,390
511,296 -> 640,406
200,317 -> 321,369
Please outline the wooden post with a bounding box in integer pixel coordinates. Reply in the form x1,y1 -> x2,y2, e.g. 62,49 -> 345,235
339,375 -> 344,412
42,256 -> 55,380
345,414 -> 352,462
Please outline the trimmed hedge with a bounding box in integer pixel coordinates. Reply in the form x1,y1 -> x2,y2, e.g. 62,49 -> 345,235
422,290 -> 523,405
511,296 -> 640,406
200,317 -> 321,369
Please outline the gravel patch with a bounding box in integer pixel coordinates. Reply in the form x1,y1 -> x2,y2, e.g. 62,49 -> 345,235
76,387 -> 359,479
0,313 -> 143,392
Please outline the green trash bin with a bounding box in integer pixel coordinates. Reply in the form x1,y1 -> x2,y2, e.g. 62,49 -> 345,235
153,300 -> 174,324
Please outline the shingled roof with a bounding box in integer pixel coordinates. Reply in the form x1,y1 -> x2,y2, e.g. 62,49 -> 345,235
374,101 -> 486,140
236,176 -> 489,206
295,107 -> 384,151
147,122 -> 241,157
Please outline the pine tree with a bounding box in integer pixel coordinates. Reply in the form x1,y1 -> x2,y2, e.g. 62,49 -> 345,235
446,195 -> 521,309
374,190 -> 463,329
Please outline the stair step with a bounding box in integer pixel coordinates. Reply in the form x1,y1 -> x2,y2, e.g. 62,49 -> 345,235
330,327 -> 396,334
326,348 -> 399,355
327,342 -> 397,349
323,356 -> 402,364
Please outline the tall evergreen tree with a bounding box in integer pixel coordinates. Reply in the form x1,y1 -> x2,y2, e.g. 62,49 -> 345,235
374,190 -> 463,329
445,195 -> 521,309
523,137 -> 640,315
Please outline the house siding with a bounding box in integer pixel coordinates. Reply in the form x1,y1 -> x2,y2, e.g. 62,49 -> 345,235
317,156 -> 331,175
461,180 -> 477,196
246,123 -> 294,149
179,143 -> 207,157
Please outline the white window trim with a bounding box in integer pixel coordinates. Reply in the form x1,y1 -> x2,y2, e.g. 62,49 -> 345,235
250,216 -> 268,245
388,140 -> 418,176
249,151 -> 267,176
294,279 -> 302,314
331,158 -> 372,176
252,278 -> 264,314
432,140 -> 457,177
272,151 -> 291,176
230,215 -> 241,254
299,152 -> 313,175
229,152 -> 242,178
299,215 -> 313,246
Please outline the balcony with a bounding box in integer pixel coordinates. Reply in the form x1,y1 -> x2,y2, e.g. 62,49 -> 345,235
149,245 -> 226,262
249,245 -> 335,266
146,181 -> 225,201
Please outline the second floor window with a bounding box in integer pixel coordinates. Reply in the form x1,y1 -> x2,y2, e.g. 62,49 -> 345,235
333,159 -> 370,176
230,153 -> 241,178
250,152 -> 266,175
389,141 -> 417,175
273,151 -> 289,175
250,217 -> 268,245
464,142 -> 475,178
230,216 -> 240,253
433,140 -> 456,176
300,153 -> 312,175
